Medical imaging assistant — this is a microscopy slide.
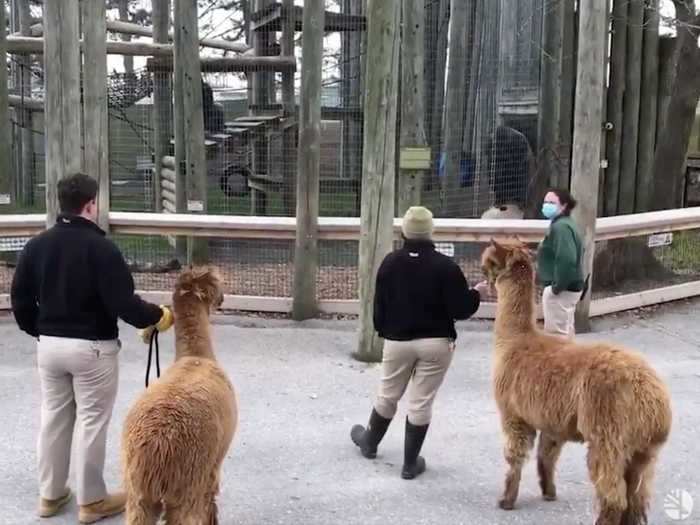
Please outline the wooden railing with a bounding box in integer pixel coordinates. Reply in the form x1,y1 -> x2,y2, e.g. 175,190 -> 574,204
2,207 -> 700,317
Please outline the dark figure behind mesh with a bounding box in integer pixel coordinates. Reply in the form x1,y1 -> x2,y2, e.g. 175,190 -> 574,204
491,126 -> 533,208
202,81 -> 225,133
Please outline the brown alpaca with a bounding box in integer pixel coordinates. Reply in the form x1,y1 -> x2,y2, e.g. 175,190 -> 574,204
481,240 -> 672,525
122,267 -> 238,524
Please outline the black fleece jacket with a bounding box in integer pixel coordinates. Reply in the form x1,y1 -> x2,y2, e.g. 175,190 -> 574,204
373,239 -> 481,341
11,214 -> 162,340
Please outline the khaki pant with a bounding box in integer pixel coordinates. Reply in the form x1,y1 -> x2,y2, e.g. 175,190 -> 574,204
542,286 -> 581,338
37,336 -> 120,506
374,338 -> 454,426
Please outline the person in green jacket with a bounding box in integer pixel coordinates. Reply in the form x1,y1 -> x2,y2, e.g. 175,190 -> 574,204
537,188 -> 585,337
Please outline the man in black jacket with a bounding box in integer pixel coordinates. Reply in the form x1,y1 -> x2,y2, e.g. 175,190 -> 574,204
351,206 -> 488,479
11,173 -> 173,523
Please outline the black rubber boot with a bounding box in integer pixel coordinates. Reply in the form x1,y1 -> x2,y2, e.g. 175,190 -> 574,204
401,418 -> 429,479
350,408 -> 392,459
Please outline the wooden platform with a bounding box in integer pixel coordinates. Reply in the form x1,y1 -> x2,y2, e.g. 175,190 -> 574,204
251,3 -> 366,33
249,103 -> 362,120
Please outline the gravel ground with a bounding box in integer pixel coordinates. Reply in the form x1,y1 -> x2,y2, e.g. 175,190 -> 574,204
0,300 -> 698,524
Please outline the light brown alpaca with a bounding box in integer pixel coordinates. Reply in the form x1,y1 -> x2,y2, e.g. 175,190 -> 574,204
122,267 -> 238,524
481,240 -> 671,525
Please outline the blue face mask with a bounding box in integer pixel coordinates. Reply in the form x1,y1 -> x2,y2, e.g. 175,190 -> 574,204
542,202 -> 560,219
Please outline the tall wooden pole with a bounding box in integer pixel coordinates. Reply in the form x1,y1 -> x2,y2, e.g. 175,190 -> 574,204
571,0 -> 608,332
398,0 -> 426,215
558,0 -> 577,189
441,0 -> 468,215
44,0 -> 82,225
604,0 -> 627,216
152,0 -> 172,214
281,0 -> 296,217
635,0 -> 659,212
0,1 -> 11,209
355,0 -> 400,363
618,0 -> 644,214
82,0 -> 110,231
17,0 -> 34,207
292,0 -> 324,321
537,0 -> 564,190
174,0 -> 208,263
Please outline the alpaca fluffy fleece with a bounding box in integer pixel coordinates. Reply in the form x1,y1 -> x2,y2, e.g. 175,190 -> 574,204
122,267 -> 238,524
481,240 -> 671,525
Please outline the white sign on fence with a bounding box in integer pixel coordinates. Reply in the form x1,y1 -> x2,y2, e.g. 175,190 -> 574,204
0,237 -> 30,253
435,242 -> 455,257
648,232 -> 673,248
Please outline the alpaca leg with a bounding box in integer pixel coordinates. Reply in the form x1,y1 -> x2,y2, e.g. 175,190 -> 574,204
537,432 -> 565,502
499,419 -> 536,510
206,473 -> 221,525
125,497 -> 161,525
620,449 -> 658,525
587,445 -> 627,525
164,502 -> 207,525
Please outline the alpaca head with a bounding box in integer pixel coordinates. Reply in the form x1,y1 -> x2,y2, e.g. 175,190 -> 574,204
481,239 -> 535,289
173,266 -> 224,312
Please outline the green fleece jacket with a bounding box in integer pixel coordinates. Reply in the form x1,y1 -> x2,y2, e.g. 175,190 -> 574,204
537,215 -> 584,293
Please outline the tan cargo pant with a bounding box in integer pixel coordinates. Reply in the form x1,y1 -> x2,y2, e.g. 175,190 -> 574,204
374,338 -> 454,426
542,286 -> 581,338
37,336 -> 120,505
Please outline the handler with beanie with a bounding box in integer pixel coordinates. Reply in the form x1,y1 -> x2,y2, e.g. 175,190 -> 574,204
351,206 -> 488,479
11,173 -> 174,523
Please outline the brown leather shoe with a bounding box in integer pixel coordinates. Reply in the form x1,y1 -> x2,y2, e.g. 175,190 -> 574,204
38,488 -> 72,517
78,492 -> 126,524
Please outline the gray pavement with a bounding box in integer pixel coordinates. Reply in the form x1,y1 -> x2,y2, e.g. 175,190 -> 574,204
0,301 -> 699,525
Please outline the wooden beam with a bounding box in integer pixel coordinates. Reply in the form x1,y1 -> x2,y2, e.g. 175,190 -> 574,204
281,0 -> 296,216
292,0 -> 324,321
440,0 -> 468,214
152,0 -> 172,214
13,20 -> 251,53
251,2 -> 366,32
7,35 -> 172,56
174,0 -> 208,264
635,0 -> 659,212
558,0 -> 577,189
44,0 -> 82,225
8,94 -> 44,111
146,55 -> 296,73
570,0 -> 608,332
604,0 -> 627,216
618,0 -> 645,214
0,3 -> 12,208
537,0 -> 564,189
82,0 -> 110,231
356,0 -> 400,362
16,0 -> 35,207
398,0 -> 426,215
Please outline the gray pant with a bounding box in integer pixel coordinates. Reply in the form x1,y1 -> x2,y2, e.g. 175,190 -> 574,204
374,338 -> 454,426
37,336 -> 120,505
542,286 -> 581,338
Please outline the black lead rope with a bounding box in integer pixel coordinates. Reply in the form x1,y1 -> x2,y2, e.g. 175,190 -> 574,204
145,329 -> 160,388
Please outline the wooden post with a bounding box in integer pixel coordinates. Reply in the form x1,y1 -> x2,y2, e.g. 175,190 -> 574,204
82,0 -> 109,231
172,0 -> 188,260
571,0 -> 608,332
292,0 -> 324,321
656,35 -> 676,145
44,0 -> 82,225
0,2 -> 12,209
635,0 -> 659,213
252,0 -> 271,213
558,0 -> 577,189
341,0 -> 363,204
426,0 -> 448,193
441,0 -> 468,215
398,0 -> 426,215
174,0 -> 208,263
618,0 -> 644,214
355,0 -> 400,363
603,0 -> 627,216
17,0 -> 34,207
281,0 -> 296,217
153,0 -> 172,214
537,0 -> 564,190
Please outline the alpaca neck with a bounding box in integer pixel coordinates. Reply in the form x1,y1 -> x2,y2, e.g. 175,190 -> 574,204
173,301 -> 216,361
495,278 -> 536,338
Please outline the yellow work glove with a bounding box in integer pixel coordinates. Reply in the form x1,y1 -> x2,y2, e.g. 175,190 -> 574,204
139,306 -> 174,344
